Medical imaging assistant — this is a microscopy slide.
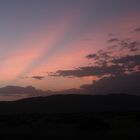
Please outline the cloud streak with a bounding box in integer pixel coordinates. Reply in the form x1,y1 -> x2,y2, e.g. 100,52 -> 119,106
107,38 -> 119,43
32,76 -> 45,80
0,85 -> 54,100
51,65 -> 125,77
135,28 -> 140,32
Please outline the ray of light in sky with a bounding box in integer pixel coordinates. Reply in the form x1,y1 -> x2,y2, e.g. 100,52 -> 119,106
0,0 -> 140,100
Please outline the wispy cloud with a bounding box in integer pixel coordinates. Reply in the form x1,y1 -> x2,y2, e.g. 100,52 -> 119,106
51,65 -> 125,78
134,27 -> 140,32
32,76 -> 45,80
107,38 -> 119,43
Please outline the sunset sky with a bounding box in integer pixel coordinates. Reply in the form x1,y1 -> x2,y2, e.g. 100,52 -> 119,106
0,0 -> 140,100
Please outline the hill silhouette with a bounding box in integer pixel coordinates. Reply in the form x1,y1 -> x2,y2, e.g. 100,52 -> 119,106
0,94 -> 140,138
0,94 -> 140,114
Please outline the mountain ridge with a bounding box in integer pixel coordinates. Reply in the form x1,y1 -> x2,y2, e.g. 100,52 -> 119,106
0,94 -> 140,114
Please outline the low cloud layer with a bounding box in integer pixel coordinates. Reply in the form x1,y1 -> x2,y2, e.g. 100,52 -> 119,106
81,72 -> 140,94
0,85 -> 83,101
0,86 -> 52,97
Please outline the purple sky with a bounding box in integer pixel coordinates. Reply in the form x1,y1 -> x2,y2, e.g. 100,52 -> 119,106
0,0 -> 140,100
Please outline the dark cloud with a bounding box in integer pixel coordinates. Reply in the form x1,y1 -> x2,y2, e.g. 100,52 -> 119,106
20,76 -> 45,80
112,55 -> 140,73
0,86 -> 53,97
129,41 -> 140,52
32,76 -> 45,80
134,28 -> 140,32
119,40 -> 140,52
81,72 -> 140,95
86,54 -> 99,59
0,86 -> 38,95
119,40 -> 130,49
86,39 -> 140,68
52,65 -> 125,77
112,55 -> 140,66
86,50 -> 111,61
97,50 -> 111,58
107,38 -> 119,43
86,50 -> 112,66
0,85 -> 83,100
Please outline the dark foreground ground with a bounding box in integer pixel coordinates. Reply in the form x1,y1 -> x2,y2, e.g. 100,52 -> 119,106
0,112 -> 140,139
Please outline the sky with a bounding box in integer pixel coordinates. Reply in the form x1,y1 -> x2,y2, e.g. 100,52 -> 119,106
0,0 -> 140,100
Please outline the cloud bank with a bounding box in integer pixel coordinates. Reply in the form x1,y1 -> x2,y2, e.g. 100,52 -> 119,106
50,28 -> 140,95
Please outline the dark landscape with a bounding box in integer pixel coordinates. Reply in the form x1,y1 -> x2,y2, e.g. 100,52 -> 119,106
0,94 -> 140,139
